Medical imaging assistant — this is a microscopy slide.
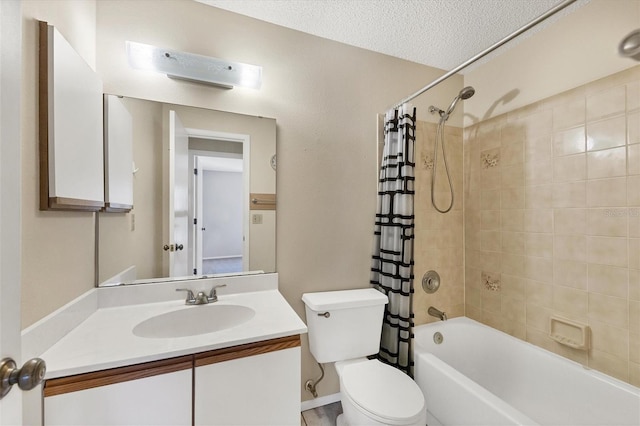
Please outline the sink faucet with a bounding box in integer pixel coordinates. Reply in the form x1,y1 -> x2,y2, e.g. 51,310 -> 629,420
176,284 -> 227,305
428,306 -> 447,321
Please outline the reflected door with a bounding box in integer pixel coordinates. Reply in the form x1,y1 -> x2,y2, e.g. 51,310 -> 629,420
168,110 -> 189,277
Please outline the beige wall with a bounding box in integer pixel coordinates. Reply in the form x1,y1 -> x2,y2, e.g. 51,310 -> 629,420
21,0 -> 98,328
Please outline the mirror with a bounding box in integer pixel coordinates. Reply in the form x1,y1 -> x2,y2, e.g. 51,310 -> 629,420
97,97 -> 276,286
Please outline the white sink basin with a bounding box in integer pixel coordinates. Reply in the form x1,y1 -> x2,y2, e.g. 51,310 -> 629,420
133,304 -> 256,338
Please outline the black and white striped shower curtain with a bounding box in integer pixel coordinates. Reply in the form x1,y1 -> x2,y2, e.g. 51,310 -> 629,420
370,104 -> 416,376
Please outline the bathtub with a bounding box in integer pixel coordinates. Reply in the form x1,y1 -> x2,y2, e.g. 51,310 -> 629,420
413,317 -> 640,426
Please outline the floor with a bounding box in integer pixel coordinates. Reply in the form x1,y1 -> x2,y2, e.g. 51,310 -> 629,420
301,402 -> 343,426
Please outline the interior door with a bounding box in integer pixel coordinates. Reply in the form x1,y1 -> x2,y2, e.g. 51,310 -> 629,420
168,110 -> 189,277
0,0 -> 23,423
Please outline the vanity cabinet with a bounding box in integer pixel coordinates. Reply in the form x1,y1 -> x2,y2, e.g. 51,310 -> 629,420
42,335 -> 301,426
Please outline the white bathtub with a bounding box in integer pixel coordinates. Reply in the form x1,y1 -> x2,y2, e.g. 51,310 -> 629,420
413,317 -> 640,426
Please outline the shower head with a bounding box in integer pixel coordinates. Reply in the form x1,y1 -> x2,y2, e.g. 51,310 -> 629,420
445,86 -> 475,117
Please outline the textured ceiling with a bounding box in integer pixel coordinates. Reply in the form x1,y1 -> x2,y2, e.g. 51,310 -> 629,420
197,0 -> 588,72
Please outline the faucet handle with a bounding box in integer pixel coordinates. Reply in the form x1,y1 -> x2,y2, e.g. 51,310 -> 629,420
208,284 -> 227,302
176,288 -> 195,304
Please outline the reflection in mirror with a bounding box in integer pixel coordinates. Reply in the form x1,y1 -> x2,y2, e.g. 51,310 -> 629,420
97,97 -> 276,286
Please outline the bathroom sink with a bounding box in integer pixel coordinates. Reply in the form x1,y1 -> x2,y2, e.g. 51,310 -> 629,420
133,304 -> 256,338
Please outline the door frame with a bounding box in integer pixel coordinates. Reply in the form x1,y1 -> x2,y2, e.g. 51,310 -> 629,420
186,129 -> 250,274
0,0 -> 23,423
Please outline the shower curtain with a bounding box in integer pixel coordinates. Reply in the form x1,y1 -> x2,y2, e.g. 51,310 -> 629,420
370,103 -> 416,376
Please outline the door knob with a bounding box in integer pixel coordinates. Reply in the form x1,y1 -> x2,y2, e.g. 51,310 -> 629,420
176,244 -> 184,251
0,357 -> 46,399
163,244 -> 173,251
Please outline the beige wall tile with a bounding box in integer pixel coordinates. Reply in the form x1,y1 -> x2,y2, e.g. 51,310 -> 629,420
631,362 -> 640,387
481,210 -> 501,230
553,235 -> 587,262
553,181 -> 586,208
587,208 -> 628,237
501,164 -> 525,189
630,238 -> 640,270
553,285 -> 588,318
588,264 -> 629,298
524,256 -> 552,281
480,230 -> 501,252
587,147 -> 627,179
589,349 -> 629,382
525,136 -> 552,162
586,177 -> 627,207
588,292 -> 628,328
553,127 -> 585,157
502,253 -> 525,277
629,208 -> 640,238
525,233 -> 553,258
526,328 -> 556,352
587,116 -> 626,151
628,176 -> 640,206
526,304 -> 553,332
525,185 -> 553,209
524,209 -> 553,233
554,153 -> 586,182
587,236 -> 628,267
481,189 -> 501,210
526,279 -> 553,306
501,140 -> 525,166
554,258 -> 587,290
554,208 -> 586,235
629,144 -> 639,175
482,251 -> 502,273
628,111 -> 639,145
553,97 -> 585,131
589,320 -> 629,360
631,269 -> 640,301
586,85 -> 626,121
631,333 -> 640,364
630,301 -> 640,334
501,188 -> 525,209
628,82 -> 640,112
501,274 -> 526,301
502,232 -> 525,254
501,209 -> 524,231
525,159 -> 553,186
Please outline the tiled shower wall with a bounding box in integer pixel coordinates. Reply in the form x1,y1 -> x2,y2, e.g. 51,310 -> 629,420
464,65 -> 640,386
414,121 -> 464,325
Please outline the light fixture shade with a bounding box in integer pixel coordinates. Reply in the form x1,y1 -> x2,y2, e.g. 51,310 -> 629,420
126,41 -> 262,89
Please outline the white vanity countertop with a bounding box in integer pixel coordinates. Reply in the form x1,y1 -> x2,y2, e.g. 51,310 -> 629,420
41,289 -> 307,379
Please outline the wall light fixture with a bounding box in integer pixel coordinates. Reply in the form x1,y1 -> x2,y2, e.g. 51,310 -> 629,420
126,41 -> 262,89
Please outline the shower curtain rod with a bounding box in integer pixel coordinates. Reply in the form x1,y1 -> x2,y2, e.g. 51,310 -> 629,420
393,0 -> 577,109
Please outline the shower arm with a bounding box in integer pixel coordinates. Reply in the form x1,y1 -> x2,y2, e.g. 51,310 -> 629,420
392,0 -> 577,109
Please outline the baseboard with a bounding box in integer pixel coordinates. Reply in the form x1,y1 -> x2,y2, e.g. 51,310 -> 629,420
300,392 -> 341,412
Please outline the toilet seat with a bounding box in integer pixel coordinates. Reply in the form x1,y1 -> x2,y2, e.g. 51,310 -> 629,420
340,360 -> 425,425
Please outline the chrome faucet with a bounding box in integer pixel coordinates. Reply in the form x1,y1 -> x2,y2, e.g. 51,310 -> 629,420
428,306 -> 447,321
176,284 -> 227,305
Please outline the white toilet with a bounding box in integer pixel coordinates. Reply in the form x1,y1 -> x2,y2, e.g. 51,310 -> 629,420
302,288 -> 427,426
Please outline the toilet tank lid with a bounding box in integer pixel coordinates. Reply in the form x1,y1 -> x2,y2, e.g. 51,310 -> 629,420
302,288 -> 388,311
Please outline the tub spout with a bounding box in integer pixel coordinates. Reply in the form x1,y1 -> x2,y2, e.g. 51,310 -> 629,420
428,306 -> 447,321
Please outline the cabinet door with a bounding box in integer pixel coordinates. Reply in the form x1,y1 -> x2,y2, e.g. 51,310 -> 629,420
194,347 -> 301,426
44,366 -> 192,425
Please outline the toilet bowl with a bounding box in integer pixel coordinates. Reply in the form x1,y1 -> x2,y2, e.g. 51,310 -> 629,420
336,359 -> 427,426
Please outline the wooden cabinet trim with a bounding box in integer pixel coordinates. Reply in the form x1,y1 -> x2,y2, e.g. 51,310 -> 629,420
195,335 -> 300,367
43,335 -> 301,397
43,355 -> 193,397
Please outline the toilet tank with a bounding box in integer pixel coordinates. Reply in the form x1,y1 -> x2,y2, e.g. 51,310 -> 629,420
302,288 -> 388,363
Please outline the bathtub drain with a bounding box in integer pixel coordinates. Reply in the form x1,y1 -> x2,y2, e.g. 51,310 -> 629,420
433,332 -> 444,344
